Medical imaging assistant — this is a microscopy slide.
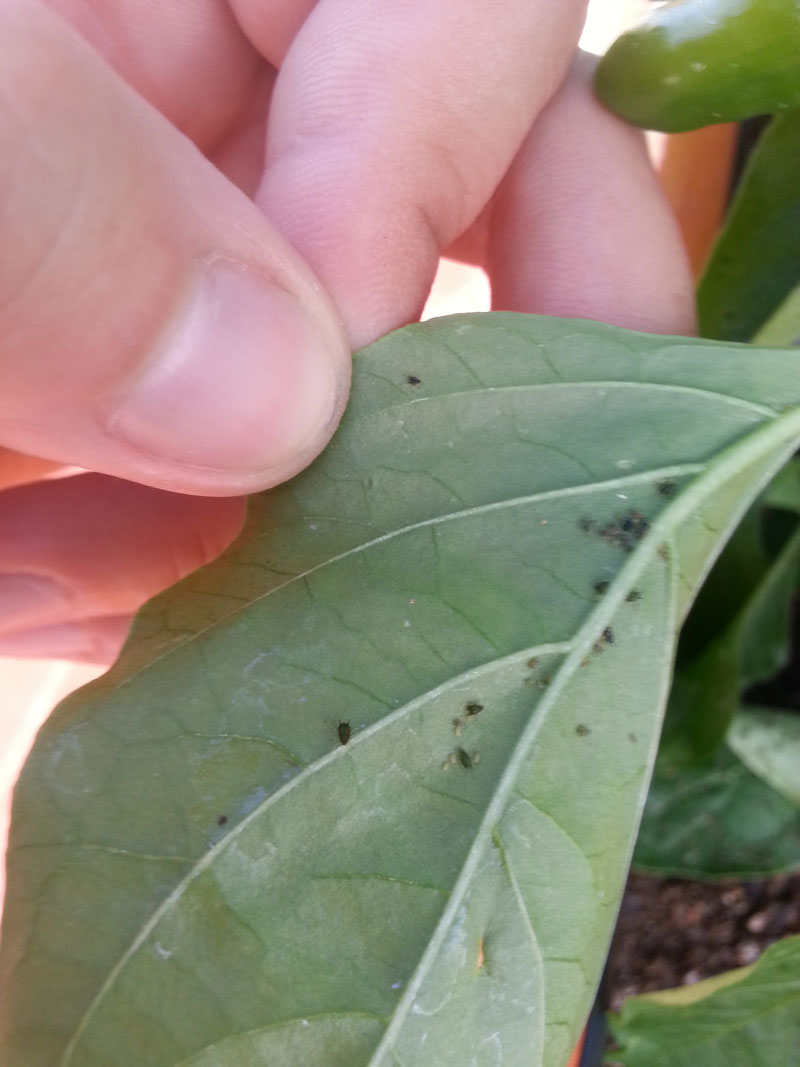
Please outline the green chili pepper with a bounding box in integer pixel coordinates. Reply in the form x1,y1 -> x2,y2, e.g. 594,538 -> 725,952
594,0 -> 800,133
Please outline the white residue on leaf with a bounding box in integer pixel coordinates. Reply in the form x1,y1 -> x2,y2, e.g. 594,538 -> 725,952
48,729 -> 91,795
473,1031 -> 503,1067
154,941 -> 172,961
615,459 -> 634,470
411,905 -> 469,1016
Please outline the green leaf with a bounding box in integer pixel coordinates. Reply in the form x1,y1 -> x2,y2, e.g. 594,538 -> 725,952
762,456 -> 800,514
728,706 -> 800,807
752,282 -> 800,347
607,935 -> 800,1067
2,314 -> 800,1067
698,108 -> 800,342
634,740 -> 800,878
663,520 -> 800,760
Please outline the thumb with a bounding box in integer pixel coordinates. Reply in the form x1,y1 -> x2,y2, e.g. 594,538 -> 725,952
0,1 -> 350,496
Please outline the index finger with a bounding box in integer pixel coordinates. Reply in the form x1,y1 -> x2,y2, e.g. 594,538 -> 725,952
248,0 -> 589,347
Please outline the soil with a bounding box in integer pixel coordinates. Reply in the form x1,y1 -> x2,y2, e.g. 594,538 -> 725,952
605,870 -> 800,1012
605,595 -> 800,1014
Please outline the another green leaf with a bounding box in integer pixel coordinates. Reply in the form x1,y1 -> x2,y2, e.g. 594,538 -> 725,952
762,456 -> 800,513
728,706 -> 800,807
607,935 -> 800,1067
635,741 -> 800,878
2,314 -> 800,1067
664,521 -> 800,760
753,281 -> 800,347
698,109 -> 800,342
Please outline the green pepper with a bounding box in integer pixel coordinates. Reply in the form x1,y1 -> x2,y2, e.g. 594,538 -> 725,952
594,0 -> 800,133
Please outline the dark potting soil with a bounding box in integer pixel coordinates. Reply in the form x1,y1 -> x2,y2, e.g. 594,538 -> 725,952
606,594 -> 800,1012
605,870 -> 800,1012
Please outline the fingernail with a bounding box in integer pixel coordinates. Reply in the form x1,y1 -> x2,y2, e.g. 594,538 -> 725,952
0,574 -> 72,634
106,260 -> 344,474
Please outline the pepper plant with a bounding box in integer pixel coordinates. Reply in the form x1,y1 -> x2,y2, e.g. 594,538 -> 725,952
595,2 -> 800,1063
1,2 -> 800,1065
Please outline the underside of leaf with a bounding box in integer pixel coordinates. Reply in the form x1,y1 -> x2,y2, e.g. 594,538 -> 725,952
1,314 -> 799,1067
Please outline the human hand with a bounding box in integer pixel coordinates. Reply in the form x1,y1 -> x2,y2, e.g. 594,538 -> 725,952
0,0 -> 694,665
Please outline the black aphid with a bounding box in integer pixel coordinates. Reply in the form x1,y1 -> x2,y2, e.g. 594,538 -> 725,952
217,815 -> 228,826
406,374 -> 422,385
603,626 -> 615,645
456,747 -> 474,769
575,724 -> 591,738
657,478 -> 678,497
593,580 -> 611,597
337,721 -> 352,746
465,701 -> 483,717
625,589 -> 643,602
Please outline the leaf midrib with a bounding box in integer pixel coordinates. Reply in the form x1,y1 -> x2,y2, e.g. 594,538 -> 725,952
368,409 -> 800,1064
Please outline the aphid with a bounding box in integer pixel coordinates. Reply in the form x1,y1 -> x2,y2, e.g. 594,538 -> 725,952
534,674 -> 552,690
456,746 -> 475,769
575,724 -> 591,737
337,721 -> 352,746
406,374 -> 422,385
217,814 -> 228,826
620,511 -> 649,539
593,579 -> 611,597
526,657 -> 539,670
657,478 -> 678,498
632,513 -> 650,537
465,701 -> 483,717
592,627 -> 615,655
628,732 -> 638,743
625,589 -> 642,602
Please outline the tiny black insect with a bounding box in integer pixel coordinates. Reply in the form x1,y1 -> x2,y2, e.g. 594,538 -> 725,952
337,721 -> 352,746
575,724 -> 591,738
657,478 -> 678,497
456,747 -> 474,769
406,374 -> 422,385
465,701 -> 484,717
625,589 -> 643,602
217,815 -> 228,826
603,626 -> 615,645
593,579 -> 611,597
